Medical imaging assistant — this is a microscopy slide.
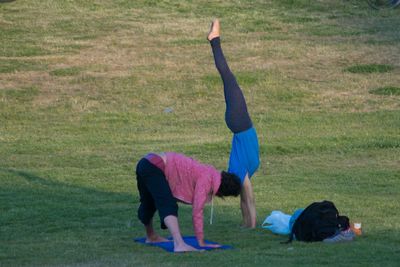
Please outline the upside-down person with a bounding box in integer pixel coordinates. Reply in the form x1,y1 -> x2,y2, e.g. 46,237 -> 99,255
207,19 -> 260,228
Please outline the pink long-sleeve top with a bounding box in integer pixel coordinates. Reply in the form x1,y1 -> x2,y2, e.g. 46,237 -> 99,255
148,152 -> 221,241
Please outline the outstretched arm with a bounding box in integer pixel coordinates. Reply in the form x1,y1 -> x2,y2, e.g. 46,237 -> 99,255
240,174 -> 256,228
193,181 -> 221,248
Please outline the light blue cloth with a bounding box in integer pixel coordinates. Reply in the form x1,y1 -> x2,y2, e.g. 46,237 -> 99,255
228,127 -> 260,184
262,208 -> 305,236
262,211 -> 291,235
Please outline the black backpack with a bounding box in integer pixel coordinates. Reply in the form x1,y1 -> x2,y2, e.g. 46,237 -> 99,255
287,200 -> 350,243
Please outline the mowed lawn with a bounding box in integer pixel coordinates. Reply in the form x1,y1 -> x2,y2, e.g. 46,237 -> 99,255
1,0 -> 399,266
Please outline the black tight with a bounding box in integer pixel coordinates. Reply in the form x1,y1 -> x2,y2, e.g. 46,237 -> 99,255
136,158 -> 178,227
210,37 -> 252,133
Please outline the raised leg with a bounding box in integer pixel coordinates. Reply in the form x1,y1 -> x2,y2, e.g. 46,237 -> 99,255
208,19 -> 252,134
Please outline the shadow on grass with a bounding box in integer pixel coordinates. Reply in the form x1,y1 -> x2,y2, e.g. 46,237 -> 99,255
0,0 -> 16,3
0,167 -> 141,264
0,168 -> 136,235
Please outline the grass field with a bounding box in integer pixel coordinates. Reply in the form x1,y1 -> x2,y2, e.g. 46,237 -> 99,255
1,0 -> 399,266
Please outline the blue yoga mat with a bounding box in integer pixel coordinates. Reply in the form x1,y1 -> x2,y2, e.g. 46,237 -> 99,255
134,236 -> 233,252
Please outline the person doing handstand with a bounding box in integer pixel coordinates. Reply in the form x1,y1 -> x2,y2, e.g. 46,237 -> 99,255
208,19 -> 260,228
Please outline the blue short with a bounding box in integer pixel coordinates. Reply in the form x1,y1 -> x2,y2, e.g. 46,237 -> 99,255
228,127 -> 260,184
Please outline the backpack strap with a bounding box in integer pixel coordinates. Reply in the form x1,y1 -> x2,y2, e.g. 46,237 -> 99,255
281,231 -> 294,244
281,208 -> 305,244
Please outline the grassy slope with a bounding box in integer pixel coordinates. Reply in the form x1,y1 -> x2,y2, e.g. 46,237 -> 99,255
0,0 -> 399,266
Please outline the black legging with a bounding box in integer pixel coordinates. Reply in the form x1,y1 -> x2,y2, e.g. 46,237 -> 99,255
210,37 -> 252,133
136,158 -> 178,228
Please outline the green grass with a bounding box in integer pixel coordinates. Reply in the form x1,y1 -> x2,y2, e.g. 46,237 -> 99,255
345,64 -> 395,74
0,59 -> 47,73
1,87 -> 39,102
49,67 -> 82,77
1,0 -> 400,266
369,86 -> 400,96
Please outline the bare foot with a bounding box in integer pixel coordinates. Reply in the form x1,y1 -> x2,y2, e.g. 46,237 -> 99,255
240,224 -> 255,229
145,235 -> 170,243
200,244 -> 221,248
174,242 -> 202,253
207,19 -> 220,41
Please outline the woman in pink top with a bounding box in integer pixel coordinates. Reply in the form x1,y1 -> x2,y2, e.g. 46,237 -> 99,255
136,152 -> 241,252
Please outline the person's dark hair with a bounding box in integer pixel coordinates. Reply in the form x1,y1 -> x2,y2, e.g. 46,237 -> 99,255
216,171 -> 241,197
